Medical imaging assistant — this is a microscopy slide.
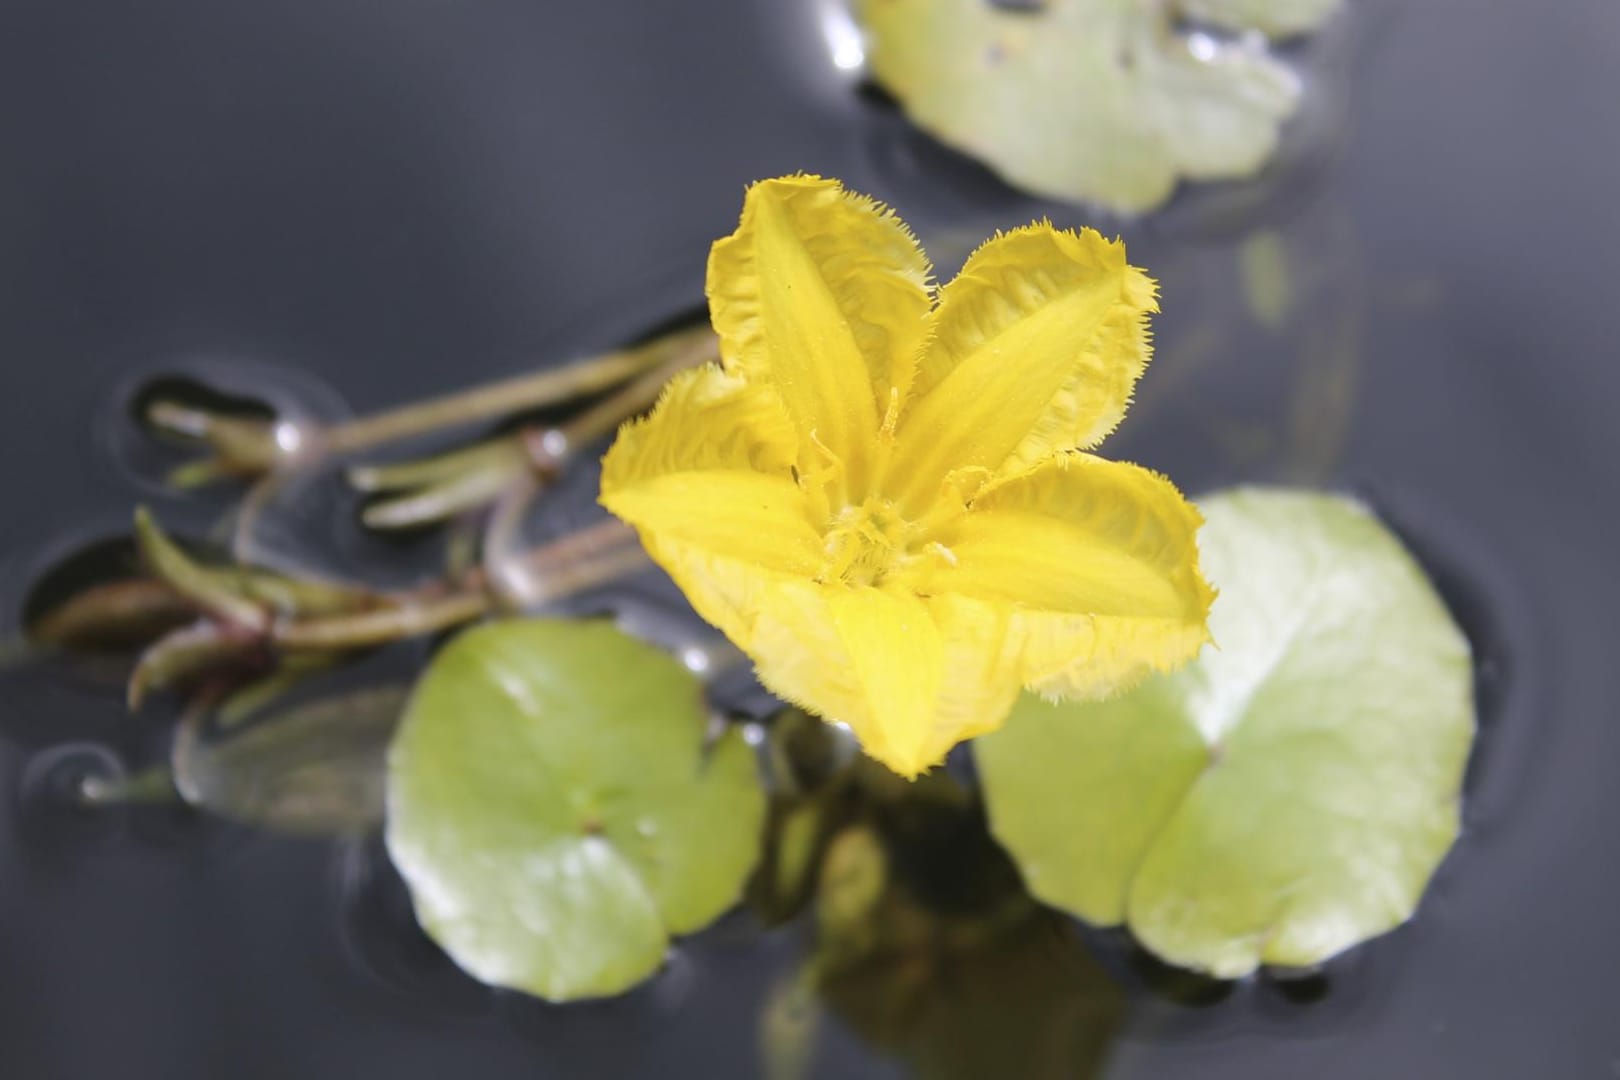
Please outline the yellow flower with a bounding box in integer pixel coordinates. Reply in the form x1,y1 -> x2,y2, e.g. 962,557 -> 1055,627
600,175 -> 1213,777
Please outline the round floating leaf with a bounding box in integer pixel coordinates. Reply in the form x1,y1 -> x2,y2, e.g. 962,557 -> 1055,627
976,489 -> 1474,976
857,0 -> 1338,212
386,618 -> 766,1001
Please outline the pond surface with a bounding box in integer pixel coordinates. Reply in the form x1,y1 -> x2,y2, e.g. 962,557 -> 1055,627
2,1 -> 1618,1077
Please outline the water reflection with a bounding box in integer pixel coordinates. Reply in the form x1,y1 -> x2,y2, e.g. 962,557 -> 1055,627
755,735 -> 1126,1078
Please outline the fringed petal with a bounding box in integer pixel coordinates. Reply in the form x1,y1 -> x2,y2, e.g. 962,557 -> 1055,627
707,175 -> 933,501
902,452 -> 1213,699
886,225 -> 1156,510
601,365 -> 822,576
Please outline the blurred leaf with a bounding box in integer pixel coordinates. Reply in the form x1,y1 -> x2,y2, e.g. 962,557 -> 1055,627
819,912 -> 1124,1080
134,507 -> 266,629
817,826 -> 891,944
174,684 -> 408,834
134,507 -> 384,626
1239,229 -> 1293,330
214,653 -> 344,729
27,578 -> 198,654
812,811 -> 1124,1080
766,707 -> 855,797
858,0 -> 1338,212
976,488 -> 1474,976
386,618 -> 766,1001
760,966 -> 822,1080
751,798 -> 834,926
128,621 -> 266,709
773,803 -> 826,905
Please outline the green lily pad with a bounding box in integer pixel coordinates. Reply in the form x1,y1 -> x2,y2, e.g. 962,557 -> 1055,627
975,488 -> 1475,976
857,0 -> 1339,212
385,618 -> 766,1001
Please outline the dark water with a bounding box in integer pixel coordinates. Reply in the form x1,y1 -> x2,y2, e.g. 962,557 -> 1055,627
2,0 -> 1619,1077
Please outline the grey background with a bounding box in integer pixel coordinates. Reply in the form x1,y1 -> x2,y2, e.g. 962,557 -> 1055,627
1,1 -> 1617,1077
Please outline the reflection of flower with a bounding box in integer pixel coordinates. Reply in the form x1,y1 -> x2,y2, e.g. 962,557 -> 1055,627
601,175 -> 1212,776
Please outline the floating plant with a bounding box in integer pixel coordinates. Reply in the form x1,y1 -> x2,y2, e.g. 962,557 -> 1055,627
387,619 -> 765,1001
855,0 -> 1341,212
601,175 -> 1213,776
977,489 -> 1475,975
15,176 -> 1475,1024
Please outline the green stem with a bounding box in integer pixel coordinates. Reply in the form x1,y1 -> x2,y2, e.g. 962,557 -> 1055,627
528,345 -> 708,468
274,590 -> 490,651
348,437 -> 524,493
359,446 -> 528,530
321,324 -> 715,457
145,325 -> 716,486
351,333 -> 716,531
78,764 -> 181,807
134,507 -> 268,631
274,519 -> 646,651
26,578 -> 198,652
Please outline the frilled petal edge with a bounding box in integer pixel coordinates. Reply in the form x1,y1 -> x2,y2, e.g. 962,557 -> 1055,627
902,451 -> 1213,699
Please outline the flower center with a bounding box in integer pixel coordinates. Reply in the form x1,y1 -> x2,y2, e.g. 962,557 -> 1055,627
817,498 -> 934,587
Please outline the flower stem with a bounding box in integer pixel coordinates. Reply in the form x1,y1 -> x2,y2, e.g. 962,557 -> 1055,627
273,520 -> 646,651
321,324 -> 715,457
351,333 -> 716,531
273,591 -> 490,651
145,324 -> 717,486
523,345 -> 705,468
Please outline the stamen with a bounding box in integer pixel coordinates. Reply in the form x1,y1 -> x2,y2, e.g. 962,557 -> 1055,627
879,386 -> 902,439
